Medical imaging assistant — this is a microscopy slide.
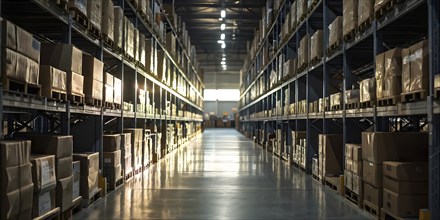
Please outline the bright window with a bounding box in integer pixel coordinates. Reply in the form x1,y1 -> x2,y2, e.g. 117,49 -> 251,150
204,89 -> 240,101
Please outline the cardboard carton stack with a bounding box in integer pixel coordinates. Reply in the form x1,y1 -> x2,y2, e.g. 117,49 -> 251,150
30,155 -> 57,218
124,129 -> 143,173
401,40 -> 429,95
295,138 -> 306,169
296,0 -> 307,23
345,89 -> 360,105
101,0 -> 114,41
330,92 -> 342,109
310,30 -> 323,62
113,7 -> 124,50
103,134 -> 123,186
30,135 -> 73,212
104,73 -> 114,105
87,0 -> 102,31
290,2 -> 297,30
68,0 -> 87,18
121,133 -> 132,178
360,77 -> 376,104
124,18 -> 135,60
40,43 -> 84,101
72,160 -> 81,200
328,16 -> 342,48
0,140 -> 33,219
361,132 -> 428,216
2,19 -> 41,87
114,76 -> 122,106
376,48 -> 402,100
298,35 -> 309,70
82,53 -> 104,105
39,65 -> 67,99
358,0 -> 374,28
318,134 -> 343,180
344,144 -> 363,197
343,0 -> 358,38
72,153 -> 100,203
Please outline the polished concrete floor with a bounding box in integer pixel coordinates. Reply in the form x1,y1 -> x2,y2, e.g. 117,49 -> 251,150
75,128 -> 370,219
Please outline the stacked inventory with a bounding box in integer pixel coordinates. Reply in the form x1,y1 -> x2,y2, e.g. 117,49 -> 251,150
318,134 -> 343,180
121,133 -> 132,179
103,134 -> 123,189
104,73 -> 114,107
30,155 -> 57,218
72,160 -> 81,201
73,153 -> 100,206
124,129 -> 143,173
0,140 -> 33,219
344,144 -> 363,200
82,53 -> 104,106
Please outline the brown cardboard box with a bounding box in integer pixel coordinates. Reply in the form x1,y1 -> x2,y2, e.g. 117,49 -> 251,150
384,48 -> 402,97
123,128 -> 144,143
375,52 -> 385,99
31,135 -> 73,158
435,74 -> 440,89
345,89 -> 360,104
87,0 -> 102,31
3,48 -> 17,80
361,132 -> 428,164
84,78 -> 103,100
345,144 -> 354,159
30,155 -> 56,193
319,134 -> 343,177
56,175 -> 73,212
145,38 -> 154,74
3,163 -> 33,192
2,19 -> 16,50
114,7 -> 124,49
103,150 -> 121,167
166,32 -> 176,56
383,189 -> 427,218
345,158 -> 353,171
383,176 -> 428,195
0,140 -> 31,167
69,71 -> 84,95
16,25 -> 41,63
72,153 -> 99,200
410,40 -> 429,92
103,134 -> 121,152
352,160 -> 362,176
101,0 -> 114,41
363,182 -> 383,206
1,183 -> 33,220
104,72 -> 114,86
343,0 -> 358,36
296,0 -> 307,23
124,18 -> 134,58
57,156 -> 73,180
383,162 -> 428,181
345,170 -> 353,190
352,144 -> 362,162
310,30 -> 323,61
298,35 -> 309,68
352,174 -> 363,195
360,77 -> 376,102
138,33 -> 146,66
104,84 -> 114,103
124,155 -> 132,174
363,160 -> 383,187
32,189 -> 56,218
104,165 -> 122,183
114,77 -> 122,104
40,43 -> 83,74
82,53 -> 103,82
39,65 -> 67,96
358,0 -> 374,27
72,161 -> 80,199
402,48 -> 411,93
15,52 -> 31,83
328,16 -> 342,48
68,0 -> 87,17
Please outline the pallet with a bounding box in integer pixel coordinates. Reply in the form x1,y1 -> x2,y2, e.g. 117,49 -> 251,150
377,95 -> 400,107
343,29 -> 356,42
297,64 -> 307,74
69,7 -> 88,27
88,23 -> 102,39
360,100 -> 376,108
81,189 -> 101,208
3,77 -> 42,96
114,103 -> 122,110
307,0 -> 319,13
327,40 -> 342,56
325,176 -> 340,192
309,57 -> 321,67
53,0 -> 68,11
330,104 -> 343,111
380,208 -> 419,220
357,17 -> 373,33
363,200 -> 381,220
124,169 -> 133,182
133,166 -> 143,176
68,93 -> 84,105
102,35 -> 115,48
32,207 -> 60,220
297,15 -> 306,27
71,196 -> 83,215
104,101 -> 114,109
345,102 -> 359,110
108,177 -> 124,191
345,188 -> 362,208
46,89 -> 67,101
312,174 -> 324,184
401,90 -> 427,103
375,0 -> 403,19
85,97 -> 102,107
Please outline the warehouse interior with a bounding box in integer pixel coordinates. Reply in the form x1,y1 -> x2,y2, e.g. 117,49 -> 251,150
0,0 -> 439,220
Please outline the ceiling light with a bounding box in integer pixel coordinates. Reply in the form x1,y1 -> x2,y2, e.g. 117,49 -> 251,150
219,18 -> 223,21
221,23 -> 225,30
220,33 -> 225,40
222,57 -> 226,61
221,10 -> 226,18
217,40 -> 225,44
221,42 -> 226,49
222,54 -> 226,57
235,1 -> 240,4
221,61 -> 226,65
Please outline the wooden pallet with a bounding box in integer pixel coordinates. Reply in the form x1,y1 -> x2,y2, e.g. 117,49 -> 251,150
330,104 -> 343,111
81,189 -> 101,208
377,95 -> 400,107
312,174 -> 324,184
3,77 -> 42,96
60,196 -> 82,220
68,93 -> 84,105
363,200 -> 381,220
46,89 -> 67,101
345,188 -> 362,208
88,23 -> 102,39
53,0 -> 68,11
325,176 -> 340,192
297,15 -> 307,27
124,169 -> 133,182
297,64 -> 308,74
108,177 -> 124,191
343,28 -> 356,42
104,101 -> 114,109
85,97 -> 103,107
133,166 -> 143,176
375,0 -> 403,19
345,102 -> 359,110
327,40 -> 342,56
71,196 -> 83,215
69,7 -> 88,27
102,35 -> 114,48
401,89 -> 427,103
380,208 -> 419,220
357,17 -> 373,33
114,103 -> 122,110
360,100 -> 376,108
307,0 -> 319,13
32,207 -> 60,220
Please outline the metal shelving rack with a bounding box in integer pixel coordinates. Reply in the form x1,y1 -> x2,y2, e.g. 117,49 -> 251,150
238,0 -> 440,218
0,0 -> 204,170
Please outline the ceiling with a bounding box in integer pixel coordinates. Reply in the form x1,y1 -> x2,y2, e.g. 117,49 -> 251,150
164,0 -> 267,76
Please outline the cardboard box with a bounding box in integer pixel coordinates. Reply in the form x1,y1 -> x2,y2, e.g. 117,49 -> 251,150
296,0 -> 307,22
3,163 -> 33,193
104,165 -> 122,183
39,65 -> 67,96
352,174 -> 363,195
124,128 -> 144,143
363,160 -> 383,187
402,40 -> 429,93
103,134 -> 121,152
330,92 -> 342,107
104,72 -> 114,86
2,19 -> 16,50
360,77 -> 376,102
319,134 -> 343,177
343,0 -> 358,36
114,7 -> 124,49
375,52 -> 385,99
383,162 -> 428,181
384,48 -> 402,97
103,150 -> 121,167
345,158 -> 353,171
82,53 -> 103,82
32,189 -> 56,218
40,43 -> 82,74
310,30 -> 323,61
84,78 -> 103,100
352,160 -> 362,176
87,0 -> 102,31
101,0 -> 114,41
30,135 -> 73,159
298,35 -> 309,68
328,16 -> 342,48
72,153 -> 99,200
345,170 -> 353,190
0,140 -> 31,167
124,18 -> 134,59
3,48 -> 18,80
114,77 -> 122,104
104,84 -> 114,103
68,0 -> 87,17
375,0 -> 393,12
56,175 -> 73,212
358,0 -> 374,27
69,71 -> 84,95
1,183 -> 33,220
435,74 -> 440,89
345,89 -> 360,104
72,161 -> 80,199
138,33 -> 146,66
16,25 -> 41,63
383,189 -> 427,217
30,155 -> 56,193
351,144 -> 362,161
57,156 -> 73,180
363,182 -> 383,206
166,32 -> 176,56
15,52 -> 32,83
383,176 -> 428,195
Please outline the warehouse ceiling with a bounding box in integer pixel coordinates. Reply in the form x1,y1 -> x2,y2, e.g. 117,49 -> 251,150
164,0 -> 266,76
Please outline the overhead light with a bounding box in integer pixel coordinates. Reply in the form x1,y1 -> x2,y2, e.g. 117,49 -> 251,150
222,54 -> 226,57
222,57 -> 226,61
217,40 -> 225,44
221,10 -> 226,18
220,33 -> 225,40
221,42 -> 226,49
219,18 -> 223,21
235,1 -> 240,4
221,23 -> 225,30
221,61 -> 226,65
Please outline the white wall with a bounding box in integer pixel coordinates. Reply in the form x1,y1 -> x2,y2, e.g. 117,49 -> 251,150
204,101 -> 237,119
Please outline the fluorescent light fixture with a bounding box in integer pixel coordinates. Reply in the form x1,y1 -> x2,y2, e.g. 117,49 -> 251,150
220,33 -> 225,40
221,42 -> 226,48
219,18 -> 223,21
222,54 -> 226,57
221,61 -> 226,65
217,40 -> 225,44
221,23 -> 226,30
222,57 -> 226,61
221,10 -> 226,18
204,89 -> 239,101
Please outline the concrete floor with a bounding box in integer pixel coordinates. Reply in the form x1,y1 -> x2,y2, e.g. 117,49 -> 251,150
75,128 -> 370,219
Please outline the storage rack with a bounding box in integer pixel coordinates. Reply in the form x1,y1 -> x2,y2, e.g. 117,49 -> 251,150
238,0 -> 440,217
0,0 -> 204,170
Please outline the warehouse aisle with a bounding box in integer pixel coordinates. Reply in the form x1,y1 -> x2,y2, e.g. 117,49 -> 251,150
75,129 -> 369,219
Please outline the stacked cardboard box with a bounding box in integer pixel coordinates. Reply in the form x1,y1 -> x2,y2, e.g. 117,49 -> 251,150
121,133 -> 132,177
376,48 -> 402,99
382,162 -> 428,218
39,65 -> 67,98
310,30 -> 323,61
30,155 -> 56,218
72,160 -> 81,200
113,7 -> 124,50
103,134 -> 123,185
358,0 -> 374,28
290,2 -> 297,30
0,140 -> 33,219
297,0 -> 307,23
166,32 -> 176,57
124,129 -> 144,172
87,0 -> 102,31
330,92 -> 342,109
68,0 -> 87,17
318,134 -> 343,179
328,16 -> 342,48
101,0 -> 114,41
360,77 -> 376,103
73,153 -> 99,201
104,73 -> 114,105
402,40 -> 429,94
31,135 -> 73,212
435,74 -> 440,89
295,138 -> 307,169
298,35 -> 309,69
82,53 -> 104,103
343,0 -> 358,37
157,51 -> 166,79
344,144 -> 363,196
312,157 -> 319,177
283,59 -> 296,79
2,19 -> 41,86
40,43 -> 84,98
362,132 -> 428,215
124,18 -> 135,59
345,89 -> 360,105
375,0 -> 393,13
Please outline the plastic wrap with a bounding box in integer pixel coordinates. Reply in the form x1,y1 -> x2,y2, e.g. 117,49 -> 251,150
27,57 -> 40,85
114,7 -> 123,49
296,0 -> 307,23
375,52 -> 385,99
5,48 -> 17,79
435,74 -> 440,89
104,84 -> 113,103
330,92 -> 342,107
298,35 -> 309,68
409,40 -> 429,92
114,77 -> 122,104
402,48 -> 411,93
270,70 -> 277,88
124,18 -> 134,59
87,0 -> 101,31
343,0 -> 358,36
102,0 -> 114,41
138,33 -> 146,67
70,71 -> 84,95
310,30 -> 323,61
16,52 -> 29,82
358,0 -> 374,26
290,1 -> 297,29
384,48 -> 402,97
133,28 -> 139,62
329,16 -> 342,47
2,19 -> 16,50
344,89 -> 360,104
360,77 -> 376,102
16,25 -> 41,62
69,0 -> 87,17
